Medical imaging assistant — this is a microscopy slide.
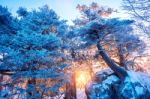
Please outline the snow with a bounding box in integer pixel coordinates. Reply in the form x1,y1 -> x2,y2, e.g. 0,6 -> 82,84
95,68 -> 114,76
44,95 -> 64,99
127,71 -> 150,92
77,88 -> 87,99
135,86 -> 144,96
85,74 -> 120,99
120,71 -> 150,98
86,69 -> 150,99
103,75 -> 119,85
101,75 -> 119,90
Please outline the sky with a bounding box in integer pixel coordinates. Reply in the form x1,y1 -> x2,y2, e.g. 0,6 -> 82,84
0,0 -> 129,25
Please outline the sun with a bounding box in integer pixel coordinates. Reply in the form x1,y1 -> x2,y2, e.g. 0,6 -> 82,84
75,71 -> 91,88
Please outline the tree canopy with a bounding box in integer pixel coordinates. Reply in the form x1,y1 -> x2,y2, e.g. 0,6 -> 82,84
0,2 -> 149,99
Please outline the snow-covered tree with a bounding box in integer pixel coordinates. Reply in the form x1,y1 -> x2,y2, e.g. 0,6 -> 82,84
123,0 -> 150,37
74,2 -> 115,27
0,5 -> 19,72
17,7 -> 28,17
0,5 -> 20,98
73,3 -> 145,71
0,5 -> 69,98
123,0 -> 150,23
122,0 -> 150,72
76,18 -> 135,78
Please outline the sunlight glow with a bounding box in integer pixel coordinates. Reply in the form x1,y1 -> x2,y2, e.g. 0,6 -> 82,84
75,71 -> 91,88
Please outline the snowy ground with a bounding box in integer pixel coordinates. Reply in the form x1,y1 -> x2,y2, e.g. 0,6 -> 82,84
77,88 -> 87,99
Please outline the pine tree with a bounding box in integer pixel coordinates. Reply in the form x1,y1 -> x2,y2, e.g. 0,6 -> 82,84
74,3 -> 145,70
76,18 -> 142,79
0,5 -> 68,98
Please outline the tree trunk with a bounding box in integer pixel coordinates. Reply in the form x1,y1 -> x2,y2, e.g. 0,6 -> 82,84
96,43 -> 128,79
27,78 -> 36,98
0,75 -> 3,91
118,45 -> 128,70
119,52 -> 128,70
64,73 -> 76,99
64,49 -> 77,99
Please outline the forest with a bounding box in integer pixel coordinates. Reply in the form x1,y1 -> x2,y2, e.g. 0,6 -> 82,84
0,0 -> 150,99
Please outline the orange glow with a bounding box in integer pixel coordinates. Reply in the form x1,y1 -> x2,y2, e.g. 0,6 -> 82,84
75,71 -> 91,88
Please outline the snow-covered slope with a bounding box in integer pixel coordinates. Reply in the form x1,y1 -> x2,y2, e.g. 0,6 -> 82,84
85,69 -> 150,99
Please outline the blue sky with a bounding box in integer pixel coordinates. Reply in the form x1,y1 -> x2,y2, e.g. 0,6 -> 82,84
0,0 -> 129,24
